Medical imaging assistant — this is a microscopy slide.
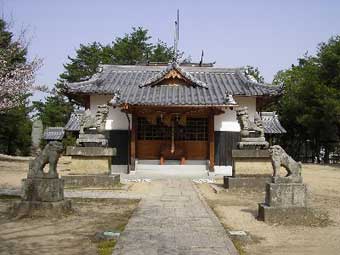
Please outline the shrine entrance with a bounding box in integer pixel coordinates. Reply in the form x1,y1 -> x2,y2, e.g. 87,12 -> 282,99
126,106 -> 223,171
136,116 -> 209,162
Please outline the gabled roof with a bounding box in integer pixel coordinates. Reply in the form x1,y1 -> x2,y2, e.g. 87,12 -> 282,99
261,112 -> 287,134
66,64 -> 282,106
139,62 -> 208,88
43,127 -> 65,140
64,111 -> 84,131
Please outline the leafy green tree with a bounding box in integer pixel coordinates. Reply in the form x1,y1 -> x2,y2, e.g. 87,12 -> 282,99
245,65 -> 265,83
59,42 -> 114,84
58,27 -> 174,92
274,37 -> 340,162
0,19 -> 26,66
0,18 -> 40,155
33,93 -> 74,127
0,94 -> 32,155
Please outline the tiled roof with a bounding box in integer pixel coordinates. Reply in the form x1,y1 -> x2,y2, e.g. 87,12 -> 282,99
64,111 -> 84,131
261,112 -> 287,134
66,63 -> 282,106
140,62 -> 208,88
43,127 -> 65,140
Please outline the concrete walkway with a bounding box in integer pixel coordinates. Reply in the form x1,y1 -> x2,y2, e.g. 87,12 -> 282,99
112,179 -> 238,255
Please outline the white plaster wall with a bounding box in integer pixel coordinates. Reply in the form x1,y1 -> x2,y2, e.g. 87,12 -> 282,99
214,96 -> 257,131
90,95 -> 130,130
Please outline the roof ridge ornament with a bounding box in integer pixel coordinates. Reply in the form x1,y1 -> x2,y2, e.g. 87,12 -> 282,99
224,93 -> 237,105
139,60 -> 208,88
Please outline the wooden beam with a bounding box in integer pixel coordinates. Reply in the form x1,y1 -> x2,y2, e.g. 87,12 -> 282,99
131,114 -> 137,171
122,105 -> 225,116
208,112 -> 215,171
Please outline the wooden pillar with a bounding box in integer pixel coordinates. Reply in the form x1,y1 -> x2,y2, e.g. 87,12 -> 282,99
84,95 -> 90,110
208,112 -> 215,171
130,114 -> 137,171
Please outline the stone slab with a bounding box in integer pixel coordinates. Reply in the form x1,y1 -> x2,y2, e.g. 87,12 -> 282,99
9,200 -> 72,219
22,178 -> 64,202
233,159 -> 272,176
258,203 -> 310,224
62,174 -> 120,187
66,146 -> 116,156
69,156 -> 112,175
265,182 -> 308,208
232,149 -> 270,158
224,176 -> 271,191
78,133 -> 106,139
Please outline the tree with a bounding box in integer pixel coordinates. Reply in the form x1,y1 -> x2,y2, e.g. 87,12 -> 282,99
273,37 -> 340,162
0,94 -> 32,155
59,42 -> 114,84
0,18 -> 42,155
33,92 -> 74,127
58,27 -> 174,93
245,65 -> 265,83
0,19 -> 42,112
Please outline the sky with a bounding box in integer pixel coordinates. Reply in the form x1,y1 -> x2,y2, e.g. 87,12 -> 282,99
2,0 -> 340,101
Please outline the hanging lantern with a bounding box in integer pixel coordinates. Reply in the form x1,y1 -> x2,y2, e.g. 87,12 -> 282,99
146,114 -> 157,125
178,115 -> 187,126
163,114 -> 172,127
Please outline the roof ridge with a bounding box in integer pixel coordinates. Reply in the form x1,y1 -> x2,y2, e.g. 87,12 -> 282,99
139,61 -> 208,89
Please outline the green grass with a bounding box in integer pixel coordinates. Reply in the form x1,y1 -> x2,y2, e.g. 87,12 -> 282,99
97,239 -> 116,255
232,239 -> 247,255
0,194 -> 20,200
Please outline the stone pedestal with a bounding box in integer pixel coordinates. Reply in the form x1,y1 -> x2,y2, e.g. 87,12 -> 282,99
224,149 -> 271,190
10,178 -> 72,218
264,182 -> 308,207
22,178 -> 64,202
66,146 -> 116,174
258,181 -> 309,223
238,137 -> 269,150
223,176 -> 271,190
232,149 -> 271,176
76,133 -> 108,147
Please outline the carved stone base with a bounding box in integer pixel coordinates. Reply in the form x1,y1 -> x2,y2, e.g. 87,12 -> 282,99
223,176 -> 271,191
76,134 -> 108,147
258,203 -> 311,224
66,146 -> 116,175
265,182 -> 308,208
9,200 -> 72,219
238,141 -> 269,149
22,178 -> 64,202
272,176 -> 303,184
258,182 -> 310,224
232,149 -> 271,176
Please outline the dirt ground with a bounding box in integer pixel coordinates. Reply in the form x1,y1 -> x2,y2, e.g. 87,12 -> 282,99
0,156 -> 74,189
1,158 -> 340,254
198,164 -> 340,255
0,157 -> 139,255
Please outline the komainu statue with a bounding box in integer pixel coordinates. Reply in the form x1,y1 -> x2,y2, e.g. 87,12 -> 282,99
79,104 -> 109,134
269,145 -> 302,183
236,107 -> 269,149
27,141 -> 64,179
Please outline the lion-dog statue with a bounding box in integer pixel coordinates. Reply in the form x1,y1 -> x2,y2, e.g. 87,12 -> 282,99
27,141 -> 64,179
236,107 -> 265,138
269,145 -> 302,183
79,104 -> 109,134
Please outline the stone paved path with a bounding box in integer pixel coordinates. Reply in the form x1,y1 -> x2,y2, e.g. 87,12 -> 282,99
112,179 -> 238,255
